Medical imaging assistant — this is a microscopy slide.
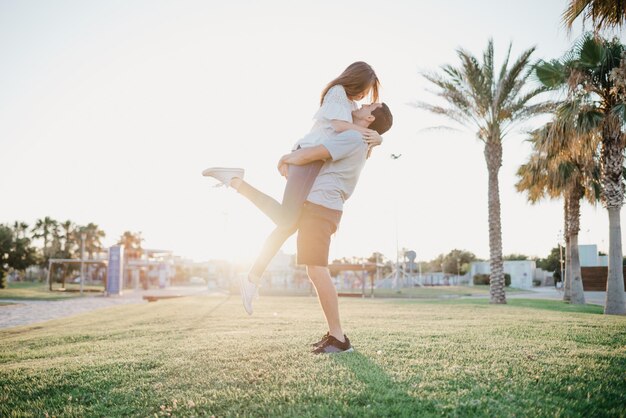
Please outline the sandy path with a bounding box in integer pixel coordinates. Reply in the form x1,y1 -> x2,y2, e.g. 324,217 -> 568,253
0,286 -> 212,329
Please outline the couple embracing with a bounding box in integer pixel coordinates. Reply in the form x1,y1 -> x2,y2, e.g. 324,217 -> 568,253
203,61 -> 393,354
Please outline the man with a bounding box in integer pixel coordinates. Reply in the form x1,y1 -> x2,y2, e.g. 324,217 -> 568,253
204,102 -> 393,353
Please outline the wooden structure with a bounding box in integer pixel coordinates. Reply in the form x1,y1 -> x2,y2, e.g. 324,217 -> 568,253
328,262 -> 380,298
581,267 -> 626,291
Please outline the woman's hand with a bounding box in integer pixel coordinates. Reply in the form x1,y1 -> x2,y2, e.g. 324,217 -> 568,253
362,129 -> 383,147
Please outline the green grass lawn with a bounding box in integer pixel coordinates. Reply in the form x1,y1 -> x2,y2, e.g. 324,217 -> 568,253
0,282 -> 103,301
261,284 -> 529,298
1,296 -> 624,417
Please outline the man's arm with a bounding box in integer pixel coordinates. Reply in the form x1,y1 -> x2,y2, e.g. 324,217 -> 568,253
279,145 -> 331,166
276,145 -> 330,177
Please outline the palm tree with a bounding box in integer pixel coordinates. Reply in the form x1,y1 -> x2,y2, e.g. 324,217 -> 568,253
58,221 -> 78,258
536,34 -> 626,315
31,216 -> 59,268
57,220 -> 79,287
117,231 -> 143,260
12,221 -> 29,239
516,123 -> 600,304
78,223 -> 106,259
563,0 -> 626,32
419,39 -> 551,304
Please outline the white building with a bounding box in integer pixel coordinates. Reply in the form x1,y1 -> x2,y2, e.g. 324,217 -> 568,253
470,260 -> 539,289
579,244 -> 608,267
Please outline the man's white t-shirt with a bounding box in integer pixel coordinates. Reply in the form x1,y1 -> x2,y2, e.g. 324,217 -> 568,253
306,130 -> 368,211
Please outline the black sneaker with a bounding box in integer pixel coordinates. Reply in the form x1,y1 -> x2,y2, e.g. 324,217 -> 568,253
312,335 -> 353,354
311,332 -> 330,349
311,332 -> 350,349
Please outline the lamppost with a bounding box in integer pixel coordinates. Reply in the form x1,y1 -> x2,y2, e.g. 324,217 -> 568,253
390,153 -> 402,290
80,232 -> 86,296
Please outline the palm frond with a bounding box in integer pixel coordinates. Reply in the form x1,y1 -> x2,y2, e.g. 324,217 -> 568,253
611,103 -> 626,120
483,39 -> 495,102
494,46 -> 536,111
562,0 -> 626,32
577,34 -> 604,68
536,60 -> 567,88
457,49 -> 490,116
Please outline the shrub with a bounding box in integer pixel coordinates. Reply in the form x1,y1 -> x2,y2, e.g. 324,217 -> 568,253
473,274 -> 490,285
533,278 -> 542,287
473,273 -> 511,287
0,273 -> 6,289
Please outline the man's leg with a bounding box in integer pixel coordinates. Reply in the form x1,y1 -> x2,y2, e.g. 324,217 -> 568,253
307,265 -> 345,342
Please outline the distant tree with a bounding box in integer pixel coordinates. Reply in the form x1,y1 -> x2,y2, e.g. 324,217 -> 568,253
31,216 -> 59,269
12,221 -> 29,239
367,252 -> 393,277
58,220 -> 79,259
0,224 -> 37,288
78,223 -> 106,259
424,254 -> 445,273
117,231 -> 143,260
503,254 -> 530,261
442,249 -> 477,274
537,247 -> 563,280
421,250 -> 477,274
55,220 -> 80,288
0,225 -> 11,288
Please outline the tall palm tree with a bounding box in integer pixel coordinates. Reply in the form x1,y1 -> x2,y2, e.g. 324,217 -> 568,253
536,34 -> 626,315
31,216 -> 59,267
563,0 -> 626,32
419,39 -> 551,304
516,124 -> 600,304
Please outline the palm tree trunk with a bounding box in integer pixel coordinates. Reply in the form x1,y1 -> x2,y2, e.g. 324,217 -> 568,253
567,188 -> 585,304
606,207 -> 626,314
601,126 -> 626,315
563,198 -> 571,301
485,140 -> 506,304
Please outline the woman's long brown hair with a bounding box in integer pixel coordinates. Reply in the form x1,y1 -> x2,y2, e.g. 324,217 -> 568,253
320,61 -> 380,105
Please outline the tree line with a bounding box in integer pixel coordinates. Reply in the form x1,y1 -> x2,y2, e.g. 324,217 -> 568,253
419,1 -> 626,314
0,217 -> 143,288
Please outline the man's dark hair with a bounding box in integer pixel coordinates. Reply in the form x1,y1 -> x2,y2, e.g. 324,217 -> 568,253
369,102 -> 393,135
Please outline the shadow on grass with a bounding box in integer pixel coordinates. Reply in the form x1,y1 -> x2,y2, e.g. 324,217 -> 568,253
330,350 -> 436,416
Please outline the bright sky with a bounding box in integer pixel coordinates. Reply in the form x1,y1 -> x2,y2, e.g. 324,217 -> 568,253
0,0 -> 619,264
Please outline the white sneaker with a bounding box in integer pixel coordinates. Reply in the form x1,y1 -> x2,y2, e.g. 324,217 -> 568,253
239,275 -> 257,315
202,167 -> 244,187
